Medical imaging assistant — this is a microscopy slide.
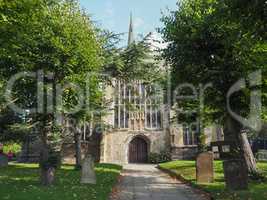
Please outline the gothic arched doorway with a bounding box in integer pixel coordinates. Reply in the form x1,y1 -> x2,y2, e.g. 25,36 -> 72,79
128,136 -> 148,163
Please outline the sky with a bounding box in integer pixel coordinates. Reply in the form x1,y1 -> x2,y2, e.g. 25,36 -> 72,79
79,0 -> 178,46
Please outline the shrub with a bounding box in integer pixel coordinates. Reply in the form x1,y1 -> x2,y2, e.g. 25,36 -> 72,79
3,143 -> 21,154
198,133 -> 208,153
148,151 -> 172,164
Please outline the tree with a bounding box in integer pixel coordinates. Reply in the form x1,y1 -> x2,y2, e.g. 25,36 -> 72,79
0,0 -> 103,185
101,37 -> 163,83
0,108 -> 28,142
161,0 -> 267,174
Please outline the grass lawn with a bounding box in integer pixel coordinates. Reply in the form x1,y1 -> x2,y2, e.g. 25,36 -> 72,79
0,162 -> 122,200
159,160 -> 267,200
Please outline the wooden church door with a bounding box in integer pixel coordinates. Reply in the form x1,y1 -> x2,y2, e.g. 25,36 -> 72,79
129,137 -> 148,163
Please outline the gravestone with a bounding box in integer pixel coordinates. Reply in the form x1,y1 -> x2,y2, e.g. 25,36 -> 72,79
212,146 -> 220,159
40,162 -> 56,185
81,154 -> 96,184
222,145 -> 231,153
257,150 -> 267,161
196,152 -> 214,183
47,167 -> 55,185
223,159 -> 248,190
0,154 -> 8,167
210,141 -> 238,159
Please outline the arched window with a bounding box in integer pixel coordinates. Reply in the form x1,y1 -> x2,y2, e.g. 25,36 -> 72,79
114,80 -> 162,130
114,80 -> 129,129
183,124 -> 197,146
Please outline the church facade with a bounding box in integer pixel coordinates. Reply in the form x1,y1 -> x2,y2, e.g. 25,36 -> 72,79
99,80 -> 170,164
98,79 -> 223,164
98,16 -> 223,165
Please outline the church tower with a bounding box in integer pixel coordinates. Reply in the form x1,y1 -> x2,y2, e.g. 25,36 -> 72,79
128,13 -> 134,45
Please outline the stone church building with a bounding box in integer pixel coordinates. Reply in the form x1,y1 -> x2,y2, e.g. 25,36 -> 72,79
19,15 -> 223,165
97,16 -> 223,165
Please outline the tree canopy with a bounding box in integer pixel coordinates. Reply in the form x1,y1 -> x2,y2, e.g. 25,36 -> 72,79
160,0 -> 267,174
161,0 -> 267,125
0,0 -> 104,126
0,0 -> 104,185
102,33 -> 166,84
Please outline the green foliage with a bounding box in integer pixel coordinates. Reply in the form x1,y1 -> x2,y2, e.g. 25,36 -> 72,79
2,142 -> 21,154
198,133 -> 208,152
161,0 -> 267,123
102,33 -> 165,84
100,31 -> 124,80
0,108 -> 28,142
0,0 -> 103,113
249,169 -> 266,182
148,151 -> 172,164
0,163 -> 122,200
0,0 -> 104,153
119,42 -> 162,82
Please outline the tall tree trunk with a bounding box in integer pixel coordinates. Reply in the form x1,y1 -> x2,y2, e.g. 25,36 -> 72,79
39,118 -> 55,186
239,130 -> 258,174
224,115 -> 258,174
74,128 -> 82,170
223,115 -> 241,145
40,131 -> 52,185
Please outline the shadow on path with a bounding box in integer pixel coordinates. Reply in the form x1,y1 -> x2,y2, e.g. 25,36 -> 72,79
109,164 -> 208,200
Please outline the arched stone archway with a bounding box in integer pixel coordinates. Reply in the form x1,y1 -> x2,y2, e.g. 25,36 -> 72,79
128,136 -> 149,163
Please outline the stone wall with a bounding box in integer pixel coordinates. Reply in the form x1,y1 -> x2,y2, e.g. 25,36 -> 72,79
169,123 -> 224,160
19,140 -> 100,164
100,130 -> 167,165
171,146 -> 198,160
61,139 -> 101,164
61,143 -> 89,164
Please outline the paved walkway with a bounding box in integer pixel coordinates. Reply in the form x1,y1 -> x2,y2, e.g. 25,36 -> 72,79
109,164 -> 207,200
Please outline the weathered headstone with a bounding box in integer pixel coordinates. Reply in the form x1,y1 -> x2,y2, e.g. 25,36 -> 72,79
0,154 -> 8,167
257,150 -> 267,161
81,154 -> 96,184
222,145 -> 231,153
223,159 -> 248,190
196,152 -> 214,183
40,167 -> 56,185
212,146 -> 220,159
212,146 -> 219,152
47,167 -> 56,185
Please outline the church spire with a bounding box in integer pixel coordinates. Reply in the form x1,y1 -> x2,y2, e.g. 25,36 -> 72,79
128,12 -> 134,46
